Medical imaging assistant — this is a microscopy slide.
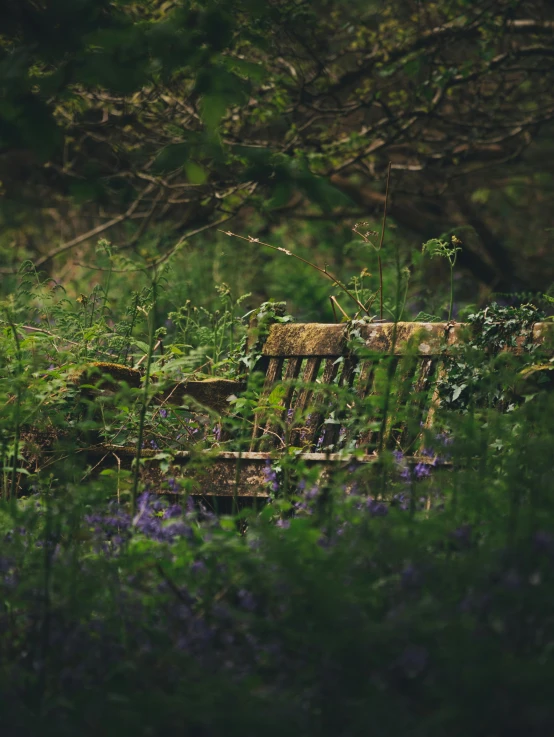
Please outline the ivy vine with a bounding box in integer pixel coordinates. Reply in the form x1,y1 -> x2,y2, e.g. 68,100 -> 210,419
438,302 -> 545,412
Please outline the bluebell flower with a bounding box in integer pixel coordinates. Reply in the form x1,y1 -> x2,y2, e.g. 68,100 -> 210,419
392,492 -> 410,511
401,462 -> 431,481
263,460 -> 279,492
237,589 -> 256,612
534,530 -> 554,552
400,564 -> 421,588
450,524 -> 472,548
166,477 -> 180,493
502,569 -> 522,590
163,503 -> 182,518
413,462 -> 431,480
367,498 -> 388,516
395,644 -> 428,678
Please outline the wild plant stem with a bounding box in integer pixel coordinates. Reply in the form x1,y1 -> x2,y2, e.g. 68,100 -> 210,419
378,253 -> 384,321
5,310 -> 22,501
219,231 -> 370,316
449,266 -> 454,321
378,162 -> 392,320
132,281 -> 158,514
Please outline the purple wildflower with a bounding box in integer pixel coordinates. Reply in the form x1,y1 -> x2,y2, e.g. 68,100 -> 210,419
392,492 -> 410,511
166,477 -> 180,493
534,530 -> 554,553
400,564 -> 421,588
237,589 -> 256,612
263,460 -> 279,493
367,498 -> 388,517
401,462 -> 431,481
163,503 -> 182,518
395,645 -> 428,678
413,462 -> 431,480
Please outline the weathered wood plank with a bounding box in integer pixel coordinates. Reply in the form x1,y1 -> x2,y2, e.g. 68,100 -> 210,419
305,357 -> 342,450
73,362 -> 245,413
157,378 -> 245,413
290,357 -> 323,447
263,323 -> 347,356
356,322 -> 462,355
258,357 -> 304,450
250,357 -> 285,449
320,355 -> 358,450
84,445 -> 387,497
531,322 -> 554,349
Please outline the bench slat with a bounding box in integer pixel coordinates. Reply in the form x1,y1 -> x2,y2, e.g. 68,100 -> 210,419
290,357 -> 323,447
263,323 -> 347,356
320,355 -> 358,450
399,356 -> 438,451
304,357 -> 342,450
249,356 -> 284,449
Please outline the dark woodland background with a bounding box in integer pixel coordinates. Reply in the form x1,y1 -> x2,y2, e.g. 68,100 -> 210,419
1,0 -> 553,318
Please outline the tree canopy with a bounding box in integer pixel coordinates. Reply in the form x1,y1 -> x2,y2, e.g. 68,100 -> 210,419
1,0 -> 553,292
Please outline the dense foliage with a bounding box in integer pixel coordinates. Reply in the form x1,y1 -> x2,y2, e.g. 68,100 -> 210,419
1,0 -> 553,300
2,268 -> 554,735
2,2 -> 554,734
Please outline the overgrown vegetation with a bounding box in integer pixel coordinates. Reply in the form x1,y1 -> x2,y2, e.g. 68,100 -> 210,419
1,0 -> 554,733
1,252 -> 554,735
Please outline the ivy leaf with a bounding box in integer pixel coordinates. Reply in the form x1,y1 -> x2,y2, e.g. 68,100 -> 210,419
452,384 -> 466,401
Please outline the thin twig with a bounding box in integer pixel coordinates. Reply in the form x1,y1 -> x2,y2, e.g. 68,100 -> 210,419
31,188 -> 152,270
15,324 -> 80,347
220,231 -> 370,315
136,339 -> 162,368
329,296 -> 339,323
330,295 -> 350,320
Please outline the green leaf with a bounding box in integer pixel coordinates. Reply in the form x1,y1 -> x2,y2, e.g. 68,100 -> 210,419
200,94 -> 228,129
152,143 -> 189,172
184,161 -> 208,184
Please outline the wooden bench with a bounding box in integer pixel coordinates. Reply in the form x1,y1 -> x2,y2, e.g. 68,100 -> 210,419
69,319 -> 553,498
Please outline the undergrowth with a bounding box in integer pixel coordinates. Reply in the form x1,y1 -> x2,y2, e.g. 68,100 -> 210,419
1,261 -> 554,736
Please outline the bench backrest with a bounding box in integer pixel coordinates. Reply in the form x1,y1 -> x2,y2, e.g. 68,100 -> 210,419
248,321 -> 553,454
76,321 -> 554,457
